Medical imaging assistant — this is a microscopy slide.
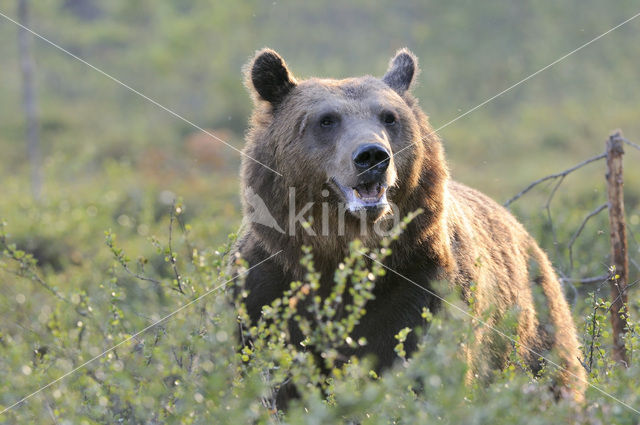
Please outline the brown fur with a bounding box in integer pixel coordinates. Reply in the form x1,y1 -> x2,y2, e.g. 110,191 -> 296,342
234,48 -> 586,403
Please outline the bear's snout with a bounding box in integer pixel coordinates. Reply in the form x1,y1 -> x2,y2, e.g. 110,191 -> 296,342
352,143 -> 390,175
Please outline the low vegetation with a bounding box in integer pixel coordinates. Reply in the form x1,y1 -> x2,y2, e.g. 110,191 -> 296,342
1,193 -> 639,423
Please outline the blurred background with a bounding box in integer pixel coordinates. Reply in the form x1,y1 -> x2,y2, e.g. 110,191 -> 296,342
1,1 -> 640,422
1,0 -> 639,293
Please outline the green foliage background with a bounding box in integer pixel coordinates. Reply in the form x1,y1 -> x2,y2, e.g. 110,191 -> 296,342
0,0 -> 640,423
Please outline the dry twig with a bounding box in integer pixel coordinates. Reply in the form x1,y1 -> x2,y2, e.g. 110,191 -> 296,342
568,203 -> 608,272
504,153 -> 606,207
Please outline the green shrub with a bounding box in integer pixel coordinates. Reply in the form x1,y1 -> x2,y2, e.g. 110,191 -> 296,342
2,203 -> 640,424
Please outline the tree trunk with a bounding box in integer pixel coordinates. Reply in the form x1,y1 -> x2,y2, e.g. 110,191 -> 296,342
17,0 -> 43,200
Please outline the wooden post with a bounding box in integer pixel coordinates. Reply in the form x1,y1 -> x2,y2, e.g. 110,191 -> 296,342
18,0 -> 43,200
606,130 -> 629,366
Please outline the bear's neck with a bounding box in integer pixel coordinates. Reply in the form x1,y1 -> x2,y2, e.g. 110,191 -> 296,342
247,176 -> 453,285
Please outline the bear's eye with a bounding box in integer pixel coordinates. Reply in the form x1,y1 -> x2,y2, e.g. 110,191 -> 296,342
381,111 -> 397,126
319,113 -> 339,128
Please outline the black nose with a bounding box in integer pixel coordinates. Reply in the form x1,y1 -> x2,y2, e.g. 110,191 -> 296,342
352,144 -> 390,173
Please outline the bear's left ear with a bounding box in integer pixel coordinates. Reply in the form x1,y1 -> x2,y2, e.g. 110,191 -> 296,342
382,48 -> 419,95
245,48 -> 297,105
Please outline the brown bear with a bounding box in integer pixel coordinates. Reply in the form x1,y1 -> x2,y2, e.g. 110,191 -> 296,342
233,47 -> 586,404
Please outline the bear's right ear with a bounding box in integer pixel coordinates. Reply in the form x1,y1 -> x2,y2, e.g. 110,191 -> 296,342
245,49 -> 297,105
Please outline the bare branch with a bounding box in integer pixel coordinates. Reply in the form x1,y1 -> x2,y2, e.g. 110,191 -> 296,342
605,278 -> 640,315
621,137 -> 640,153
560,274 -> 610,285
543,175 -> 565,211
504,153 -> 606,207
568,203 -> 608,272
544,176 -> 565,267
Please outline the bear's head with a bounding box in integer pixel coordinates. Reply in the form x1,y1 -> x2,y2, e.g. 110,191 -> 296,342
242,48 -> 447,243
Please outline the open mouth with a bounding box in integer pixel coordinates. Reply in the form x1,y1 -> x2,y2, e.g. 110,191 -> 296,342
352,182 -> 387,204
332,179 -> 389,212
